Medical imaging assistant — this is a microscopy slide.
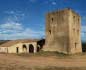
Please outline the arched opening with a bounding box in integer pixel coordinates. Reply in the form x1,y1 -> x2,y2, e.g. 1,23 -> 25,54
16,47 -> 19,53
37,46 -> 40,52
37,39 -> 45,50
75,42 -> 77,49
82,43 -> 86,52
22,45 -> 27,53
49,30 -> 51,34
29,44 -> 34,53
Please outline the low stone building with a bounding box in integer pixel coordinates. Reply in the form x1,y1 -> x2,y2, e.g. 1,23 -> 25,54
0,39 -> 39,53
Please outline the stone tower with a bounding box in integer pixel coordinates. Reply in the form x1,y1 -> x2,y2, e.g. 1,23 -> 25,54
43,8 -> 82,54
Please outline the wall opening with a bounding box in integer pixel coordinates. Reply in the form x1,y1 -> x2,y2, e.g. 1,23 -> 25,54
73,16 -> 75,25
75,42 -> 77,49
49,30 -> 51,34
73,28 -> 75,33
7,48 -> 8,53
78,18 -> 79,23
29,44 -> 34,53
37,39 -> 45,52
73,16 -> 75,19
77,30 -> 79,35
82,43 -> 86,52
51,18 -> 53,22
16,47 -> 19,53
23,45 -> 27,53
37,46 -> 40,52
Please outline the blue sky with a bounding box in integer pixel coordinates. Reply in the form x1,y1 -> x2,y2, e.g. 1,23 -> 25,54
0,0 -> 86,43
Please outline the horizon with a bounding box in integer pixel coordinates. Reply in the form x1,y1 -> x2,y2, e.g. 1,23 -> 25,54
0,0 -> 86,43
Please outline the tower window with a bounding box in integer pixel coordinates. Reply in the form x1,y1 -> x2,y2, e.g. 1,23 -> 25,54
49,30 -> 51,34
78,18 -> 79,23
78,18 -> 79,21
73,16 -> 75,19
77,30 -> 79,35
73,28 -> 75,32
73,16 -> 75,25
75,42 -> 77,49
51,18 -> 53,22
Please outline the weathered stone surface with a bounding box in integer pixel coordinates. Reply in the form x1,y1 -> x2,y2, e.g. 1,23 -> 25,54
43,8 -> 82,54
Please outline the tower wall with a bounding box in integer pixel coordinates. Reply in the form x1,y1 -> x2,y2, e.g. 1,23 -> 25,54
43,9 -> 82,54
68,10 -> 82,54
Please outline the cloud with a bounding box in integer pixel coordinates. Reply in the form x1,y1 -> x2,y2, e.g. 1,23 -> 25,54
0,10 -> 45,40
81,25 -> 86,42
4,10 -> 25,22
4,10 -> 24,15
0,21 -> 23,30
45,1 -> 57,5
0,20 -> 23,35
81,25 -> 86,32
52,2 -> 57,5
4,11 -> 15,14
0,21 -> 45,40
0,28 -> 45,40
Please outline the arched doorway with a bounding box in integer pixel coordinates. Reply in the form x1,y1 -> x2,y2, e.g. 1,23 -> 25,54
16,47 -> 19,53
37,45 -> 40,52
29,44 -> 34,53
22,45 -> 27,53
82,43 -> 86,52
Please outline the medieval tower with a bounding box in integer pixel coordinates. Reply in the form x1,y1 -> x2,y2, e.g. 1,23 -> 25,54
43,8 -> 82,54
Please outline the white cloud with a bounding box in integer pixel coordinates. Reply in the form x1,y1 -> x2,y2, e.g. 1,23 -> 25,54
0,10 -> 45,40
4,10 -> 24,15
0,21 -> 23,31
4,11 -> 15,14
52,2 -> 57,5
0,27 -> 45,40
0,21 -> 45,40
45,0 -> 57,5
81,25 -> 86,42
81,26 -> 86,32
82,16 -> 86,20
4,10 -> 25,21
2,10 -> 25,31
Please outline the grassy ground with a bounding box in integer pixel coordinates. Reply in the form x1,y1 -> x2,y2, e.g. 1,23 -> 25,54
18,51 -> 67,57
18,51 -> 86,59
0,52 -> 86,70
1,66 -> 86,70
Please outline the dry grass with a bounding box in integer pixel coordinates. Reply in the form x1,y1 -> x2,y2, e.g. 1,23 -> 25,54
0,52 -> 86,70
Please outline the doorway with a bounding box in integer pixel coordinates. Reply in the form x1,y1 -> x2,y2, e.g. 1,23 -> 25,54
37,46 -> 40,52
22,45 -> 27,53
29,44 -> 34,53
75,42 -> 77,49
16,47 -> 19,53
82,43 -> 86,52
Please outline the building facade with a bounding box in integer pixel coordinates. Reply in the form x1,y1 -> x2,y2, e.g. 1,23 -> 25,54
43,8 -> 82,54
0,40 -> 39,54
